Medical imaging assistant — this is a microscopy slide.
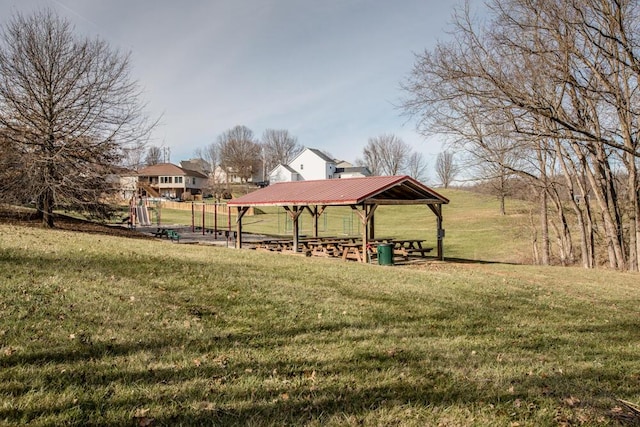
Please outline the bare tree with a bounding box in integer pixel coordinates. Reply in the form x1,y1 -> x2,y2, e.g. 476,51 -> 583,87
362,134 -> 411,176
0,9 -> 153,227
218,125 -> 262,183
405,152 -> 428,182
121,141 -> 147,171
261,129 -> 303,177
145,146 -> 163,166
193,142 -> 221,197
194,142 -> 219,175
402,0 -> 640,270
435,151 -> 459,188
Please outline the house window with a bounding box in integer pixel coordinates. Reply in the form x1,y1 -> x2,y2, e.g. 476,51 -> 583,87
300,164 -> 304,170
176,176 -> 183,184
193,178 -> 196,185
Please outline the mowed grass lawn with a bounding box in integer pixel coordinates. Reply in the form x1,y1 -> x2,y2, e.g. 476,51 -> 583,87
1,215 -> 640,426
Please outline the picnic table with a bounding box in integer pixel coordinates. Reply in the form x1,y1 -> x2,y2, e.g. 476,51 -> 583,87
341,242 -> 367,262
252,236 -> 433,262
390,239 -> 433,258
303,239 -> 346,257
253,238 -> 294,251
152,227 -> 180,242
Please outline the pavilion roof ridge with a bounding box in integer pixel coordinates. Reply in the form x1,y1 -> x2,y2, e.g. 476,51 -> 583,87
228,175 -> 449,207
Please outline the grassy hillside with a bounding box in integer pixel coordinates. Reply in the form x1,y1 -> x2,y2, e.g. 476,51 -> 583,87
1,223 -> 639,426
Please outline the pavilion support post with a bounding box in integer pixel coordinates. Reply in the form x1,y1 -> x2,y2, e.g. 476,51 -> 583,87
437,214 -> 444,260
351,204 -> 378,263
428,204 -> 445,261
304,205 -> 326,238
311,206 -> 318,237
369,212 -> 375,240
235,206 -> 249,249
284,206 -> 304,253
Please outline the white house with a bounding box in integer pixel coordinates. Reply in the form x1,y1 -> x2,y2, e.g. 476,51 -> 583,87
268,149 -> 371,183
334,160 -> 371,178
289,148 -> 337,180
269,164 -> 300,184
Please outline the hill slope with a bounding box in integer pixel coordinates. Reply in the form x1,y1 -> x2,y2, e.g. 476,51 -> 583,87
1,224 -> 639,426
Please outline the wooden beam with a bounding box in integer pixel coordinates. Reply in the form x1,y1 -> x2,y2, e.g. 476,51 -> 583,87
369,211 -> 375,240
428,204 -> 444,260
235,206 -> 249,249
367,198 -> 444,205
283,206 -> 304,253
303,205 -> 326,238
350,204 -> 378,263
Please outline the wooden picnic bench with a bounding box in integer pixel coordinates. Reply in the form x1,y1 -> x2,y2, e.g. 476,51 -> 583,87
391,239 -> 433,258
341,242 -> 365,262
253,238 -> 294,251
304,239 -> 344,257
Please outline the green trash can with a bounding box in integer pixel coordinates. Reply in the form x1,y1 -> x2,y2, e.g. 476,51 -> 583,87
377,243 -> 394,266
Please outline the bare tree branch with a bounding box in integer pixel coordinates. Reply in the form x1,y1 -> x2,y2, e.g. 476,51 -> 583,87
0,9 -> 155,226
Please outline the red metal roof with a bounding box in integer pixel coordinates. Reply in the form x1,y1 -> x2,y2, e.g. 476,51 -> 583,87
228,175 -> 449,207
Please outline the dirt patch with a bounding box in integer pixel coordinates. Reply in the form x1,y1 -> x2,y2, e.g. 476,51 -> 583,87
0,205 -> 152,240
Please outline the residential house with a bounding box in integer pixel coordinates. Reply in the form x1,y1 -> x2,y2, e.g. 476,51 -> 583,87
105,166 -> 138,201
212,165 -> 264,185
268,148 -> 371,183
180,159 -> 211,176
334,160 -> 372,179
136,163 -> 208,199
269,164 -> 300,184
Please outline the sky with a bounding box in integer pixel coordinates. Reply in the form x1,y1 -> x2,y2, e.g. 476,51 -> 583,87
1,0 -> 477,175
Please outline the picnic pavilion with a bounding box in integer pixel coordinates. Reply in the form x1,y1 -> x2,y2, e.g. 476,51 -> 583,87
227,175 -> 450,262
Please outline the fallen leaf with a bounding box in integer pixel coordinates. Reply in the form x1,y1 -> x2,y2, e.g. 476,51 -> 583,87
565,396 -> 580,407
134,408 -> 149,417
138,417 -> 154,427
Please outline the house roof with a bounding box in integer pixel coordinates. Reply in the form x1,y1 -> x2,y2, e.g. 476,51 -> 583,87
228,175 -> 449,207
180,159 -> 210,175
137,163 -> 208,179
269,163 -> 298,175
336,166 -> 372,176
290,147 -> 336,165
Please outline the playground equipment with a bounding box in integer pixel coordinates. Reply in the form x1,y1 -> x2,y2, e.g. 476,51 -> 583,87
190,202 -> 228,236
136,205 -> 152,226
129,197 -> 153,227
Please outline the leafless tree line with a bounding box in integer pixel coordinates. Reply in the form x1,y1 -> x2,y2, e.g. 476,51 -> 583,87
403,0 -> 640,270
357,134 -> 429,181
0,9 -> 154,227
190,125 -> 303,188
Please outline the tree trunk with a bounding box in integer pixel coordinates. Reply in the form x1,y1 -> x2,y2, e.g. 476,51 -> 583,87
556,139 -> 592,268
540,187 -> 550,266
41,188 -> 54,228
548,187 -> 573,266
572,141 -> 625,269
625,152 -> 639,271
499,173 -> 506,216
